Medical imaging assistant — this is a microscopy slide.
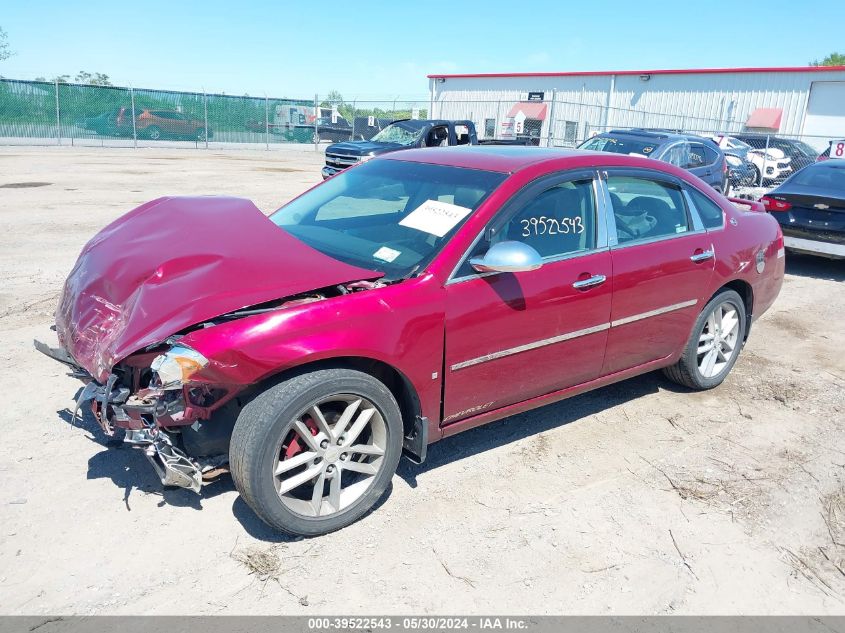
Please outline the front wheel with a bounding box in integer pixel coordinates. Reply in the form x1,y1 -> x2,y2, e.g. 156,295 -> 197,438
146,125 -> 162,141
195,127 -> 207,141
663,289 -> 746,390
229,368 -> 403,536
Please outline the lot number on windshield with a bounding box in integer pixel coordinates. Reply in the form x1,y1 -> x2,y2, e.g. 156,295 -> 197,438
399,200 -> 472,237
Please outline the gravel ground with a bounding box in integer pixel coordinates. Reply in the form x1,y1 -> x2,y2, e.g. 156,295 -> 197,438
1,146 -> 844,615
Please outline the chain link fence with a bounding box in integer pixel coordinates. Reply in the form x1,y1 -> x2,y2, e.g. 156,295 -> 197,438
1,77 -> 836,197
0,79 -> 433,149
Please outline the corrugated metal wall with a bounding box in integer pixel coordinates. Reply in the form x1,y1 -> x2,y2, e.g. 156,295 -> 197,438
431,70 -> 845,147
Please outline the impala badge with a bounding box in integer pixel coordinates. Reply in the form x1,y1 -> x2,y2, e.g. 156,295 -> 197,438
814,203 -> 830,210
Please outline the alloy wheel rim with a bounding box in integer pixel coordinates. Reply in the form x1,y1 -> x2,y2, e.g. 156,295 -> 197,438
697,301 -> 740,378
273,394 -> 387,518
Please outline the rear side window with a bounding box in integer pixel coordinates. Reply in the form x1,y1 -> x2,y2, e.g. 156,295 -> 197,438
687,144 -> 707,168
687,188 -> 725,229
606,175 -> 689,244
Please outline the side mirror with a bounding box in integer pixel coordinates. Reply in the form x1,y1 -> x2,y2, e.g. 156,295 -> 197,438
469,241 -> 543,274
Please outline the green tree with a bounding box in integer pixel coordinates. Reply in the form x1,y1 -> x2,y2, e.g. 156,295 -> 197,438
0,27 -> 11,62
74,71 -> 112,86
810,52 -> 845,66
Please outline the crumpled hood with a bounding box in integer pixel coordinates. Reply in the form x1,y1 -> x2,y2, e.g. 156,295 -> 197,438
56,196 -> 381,382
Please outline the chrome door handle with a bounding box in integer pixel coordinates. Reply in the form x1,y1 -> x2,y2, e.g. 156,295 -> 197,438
690,249 -> 715,263
572,274 -> 607,290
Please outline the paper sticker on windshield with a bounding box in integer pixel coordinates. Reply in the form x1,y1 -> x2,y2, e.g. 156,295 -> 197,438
373,246 -> 401,263
399,200 -> 472,237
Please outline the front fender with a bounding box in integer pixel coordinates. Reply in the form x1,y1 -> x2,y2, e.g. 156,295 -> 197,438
181,275 -> 445,422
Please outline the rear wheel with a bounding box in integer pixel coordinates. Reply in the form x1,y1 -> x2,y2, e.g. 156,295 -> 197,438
146,126 -> 162,141
195,127 -> 207,141
663,289 -> 746,390
229,368 -> 403,536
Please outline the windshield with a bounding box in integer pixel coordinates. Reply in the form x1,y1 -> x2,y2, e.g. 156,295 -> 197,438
371,122 -> 425,146
270,160 -> 507,279
579,136 -> 658,156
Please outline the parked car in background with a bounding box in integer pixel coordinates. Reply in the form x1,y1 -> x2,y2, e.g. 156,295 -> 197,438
322,119 -> 479,179
711,135 -> 792,185
37,147 -> 784,536
725,153 -> 758,189
312,115 -> 353,143
761,159 -> 845,259
733,134 -> 818,175
578,129 -> 728,193
76,106 -> 134,137
135,109 -> 212,141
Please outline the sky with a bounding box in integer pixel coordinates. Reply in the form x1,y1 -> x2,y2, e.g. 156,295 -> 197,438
1,0 -> 841,100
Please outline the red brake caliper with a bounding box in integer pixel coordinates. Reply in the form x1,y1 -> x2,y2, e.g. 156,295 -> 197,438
283,416 -> 319,459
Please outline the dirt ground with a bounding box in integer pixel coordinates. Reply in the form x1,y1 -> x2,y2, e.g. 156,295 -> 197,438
1,146 -> 844,615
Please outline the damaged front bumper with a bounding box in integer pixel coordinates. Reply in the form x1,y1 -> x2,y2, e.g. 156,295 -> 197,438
36,339 -> 228,494
124,428 -> 203,493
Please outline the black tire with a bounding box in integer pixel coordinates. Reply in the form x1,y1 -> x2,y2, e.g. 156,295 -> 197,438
663,289 -> 746,390
750,164 -> 762,187
229,367 -> 403,536
195,127 -> 207,141
146,125 -> 162,141
311,131 -> 320,144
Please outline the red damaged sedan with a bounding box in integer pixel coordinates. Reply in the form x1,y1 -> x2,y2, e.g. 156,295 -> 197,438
37,147 -> 784,535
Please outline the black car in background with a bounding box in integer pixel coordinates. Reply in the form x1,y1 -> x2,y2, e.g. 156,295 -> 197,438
734,134 -> 820,175
761,159 -> 845,259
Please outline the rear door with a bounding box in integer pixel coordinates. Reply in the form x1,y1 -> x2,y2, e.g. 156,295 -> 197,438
600,169 -> 714,375
443,170 -> 612,423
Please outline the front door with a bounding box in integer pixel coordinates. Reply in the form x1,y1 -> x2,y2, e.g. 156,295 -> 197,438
601,170 -> 715,375
442,172 -> 612,424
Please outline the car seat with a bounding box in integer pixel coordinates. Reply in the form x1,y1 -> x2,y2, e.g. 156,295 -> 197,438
624,196 -> 679,236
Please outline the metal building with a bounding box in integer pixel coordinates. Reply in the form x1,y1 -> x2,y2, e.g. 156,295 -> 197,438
427,66 -> 845,150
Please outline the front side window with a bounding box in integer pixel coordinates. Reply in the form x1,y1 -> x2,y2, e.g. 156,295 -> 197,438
606,175 -> 689,244
455,176 -> 597,277
271,160 -> 506,279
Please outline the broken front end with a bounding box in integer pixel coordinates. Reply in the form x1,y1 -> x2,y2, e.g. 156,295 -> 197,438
36,338 -> 242,493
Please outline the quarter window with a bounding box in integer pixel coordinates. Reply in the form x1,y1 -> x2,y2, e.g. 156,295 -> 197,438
606,175 -> 689,244
687,187 -> 725,229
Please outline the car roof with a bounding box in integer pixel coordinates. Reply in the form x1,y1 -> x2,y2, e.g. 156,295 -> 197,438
601,129 -> 718,146
381,145 -> 673,174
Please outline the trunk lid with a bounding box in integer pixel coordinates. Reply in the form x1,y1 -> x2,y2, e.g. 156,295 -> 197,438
769,187 -> 845,243
56,196 -> 381,381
